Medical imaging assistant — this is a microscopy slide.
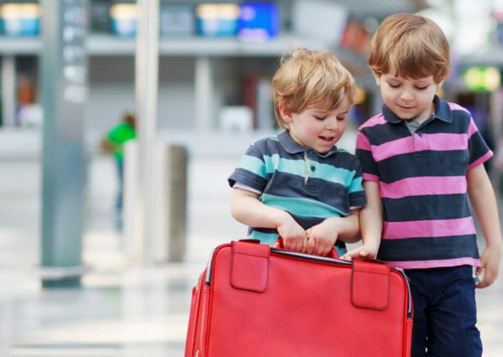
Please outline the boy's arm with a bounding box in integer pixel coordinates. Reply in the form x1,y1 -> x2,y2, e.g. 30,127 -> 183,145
467,164 -> 502,288
341,181 -> 382,260
230,188 -> 307,252
328,208 -> 361,243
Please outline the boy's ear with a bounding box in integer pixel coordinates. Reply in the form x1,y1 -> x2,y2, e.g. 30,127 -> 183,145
278,103 -> 293,123
436,81 -> 445,98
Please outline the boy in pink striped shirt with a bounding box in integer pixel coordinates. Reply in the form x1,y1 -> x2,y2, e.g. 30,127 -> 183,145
343,13 -> 501,357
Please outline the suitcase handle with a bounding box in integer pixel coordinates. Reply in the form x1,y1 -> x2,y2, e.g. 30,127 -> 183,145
273,238 -> 340,259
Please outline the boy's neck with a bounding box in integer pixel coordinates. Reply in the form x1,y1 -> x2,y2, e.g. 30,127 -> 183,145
415,102 -> 436,124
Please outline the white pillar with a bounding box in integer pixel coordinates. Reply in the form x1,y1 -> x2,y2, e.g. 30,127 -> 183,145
1,56 -> 16,126
195,56 -> 214,131
133,0 -> 159,262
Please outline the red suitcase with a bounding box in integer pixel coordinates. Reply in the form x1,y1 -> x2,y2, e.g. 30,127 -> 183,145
185,240 -> 413,357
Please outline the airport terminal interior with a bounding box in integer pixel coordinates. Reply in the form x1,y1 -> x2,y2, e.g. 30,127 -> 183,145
1,0 -> 503,356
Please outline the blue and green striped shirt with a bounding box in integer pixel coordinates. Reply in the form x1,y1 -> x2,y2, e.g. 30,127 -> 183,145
228,130 -> 366,251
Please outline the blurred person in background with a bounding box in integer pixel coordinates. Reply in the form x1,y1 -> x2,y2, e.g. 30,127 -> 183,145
101,112 -> 136,228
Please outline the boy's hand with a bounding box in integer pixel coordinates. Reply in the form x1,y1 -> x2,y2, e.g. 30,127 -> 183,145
305,220 -> 339,256
277,216 -> 307,253
341,243 -> 379,261
476,244 -> 501,289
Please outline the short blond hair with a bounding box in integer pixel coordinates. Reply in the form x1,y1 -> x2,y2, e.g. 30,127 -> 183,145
272,48 -> 356,129
369,13 -> 450,84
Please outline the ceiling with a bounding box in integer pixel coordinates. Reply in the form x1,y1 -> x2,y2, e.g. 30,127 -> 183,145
331,0 -> 430,18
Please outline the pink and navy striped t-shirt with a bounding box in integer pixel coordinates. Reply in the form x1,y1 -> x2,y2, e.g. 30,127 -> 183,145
356,95 -> 493,270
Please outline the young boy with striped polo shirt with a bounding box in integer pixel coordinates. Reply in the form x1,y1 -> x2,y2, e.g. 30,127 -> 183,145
343,13 -> 501,357
228,48 -> 366,257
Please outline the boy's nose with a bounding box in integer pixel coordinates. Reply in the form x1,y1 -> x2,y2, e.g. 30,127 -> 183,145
325,118 -> 338,130
400,90 -> 413,100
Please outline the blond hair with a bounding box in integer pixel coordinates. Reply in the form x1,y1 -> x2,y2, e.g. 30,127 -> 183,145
272,48 -> 356,129
369,13 -> 450,83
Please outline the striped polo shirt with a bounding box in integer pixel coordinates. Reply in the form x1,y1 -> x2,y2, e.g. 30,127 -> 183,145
356,95 -> 493,269
229,130 -> 366,250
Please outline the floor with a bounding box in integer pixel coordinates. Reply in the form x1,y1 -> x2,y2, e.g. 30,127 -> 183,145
0,148 -> 502,357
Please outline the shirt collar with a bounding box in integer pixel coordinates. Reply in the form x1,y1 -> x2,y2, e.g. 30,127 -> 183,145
382,94 -> 453,124
278,130 -> 339,158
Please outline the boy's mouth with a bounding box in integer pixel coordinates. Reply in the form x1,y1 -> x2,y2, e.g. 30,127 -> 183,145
319,136 -> 334,142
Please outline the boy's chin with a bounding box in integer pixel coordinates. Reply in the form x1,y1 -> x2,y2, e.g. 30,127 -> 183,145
314,144 -> 334,154
397,113 -> 417,120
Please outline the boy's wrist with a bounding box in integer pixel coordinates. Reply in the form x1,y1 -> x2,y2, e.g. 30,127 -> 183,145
324,216 -> 355,232
271,209 -> 293,229
323,216 -> 342,229
362,238 -> 380,250
486,238 -> 502,250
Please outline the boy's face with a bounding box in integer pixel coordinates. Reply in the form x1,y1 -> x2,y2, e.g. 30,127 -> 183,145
280,95 -> 351,154
376,71 -> 440,123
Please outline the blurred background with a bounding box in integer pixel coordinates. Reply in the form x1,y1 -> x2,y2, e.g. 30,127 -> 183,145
0,0 -> 503,356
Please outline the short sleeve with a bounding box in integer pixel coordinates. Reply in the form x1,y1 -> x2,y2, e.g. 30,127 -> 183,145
348,158 -> 366,208
355,131 -> 380,182
467,117 -> 493,170
228,143 -> 268,193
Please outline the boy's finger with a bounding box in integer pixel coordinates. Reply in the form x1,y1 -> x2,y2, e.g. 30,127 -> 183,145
484,270 -> 495,286
476,280 -> 488,289
316,243 -> 328,256
296,238 -> 306,252
476,270 -> 493,289
306,237 -> 316,254
341,253 -> 352,261
360,250 -> 370,258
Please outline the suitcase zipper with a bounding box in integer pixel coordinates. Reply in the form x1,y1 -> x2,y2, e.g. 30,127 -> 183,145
205,245 -> 413,318
270,249 -> 353,265
395,268 -> 413,318
205,250 -> 217,285
204,247 -> 350,285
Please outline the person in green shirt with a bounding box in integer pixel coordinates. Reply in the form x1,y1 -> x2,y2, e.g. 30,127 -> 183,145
101,112 -> 136,224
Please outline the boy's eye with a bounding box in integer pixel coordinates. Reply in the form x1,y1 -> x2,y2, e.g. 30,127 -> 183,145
337,116 -> 346,121
314,115 -> 327,120
389,83 -> 401,88
415,86 -> 428,90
